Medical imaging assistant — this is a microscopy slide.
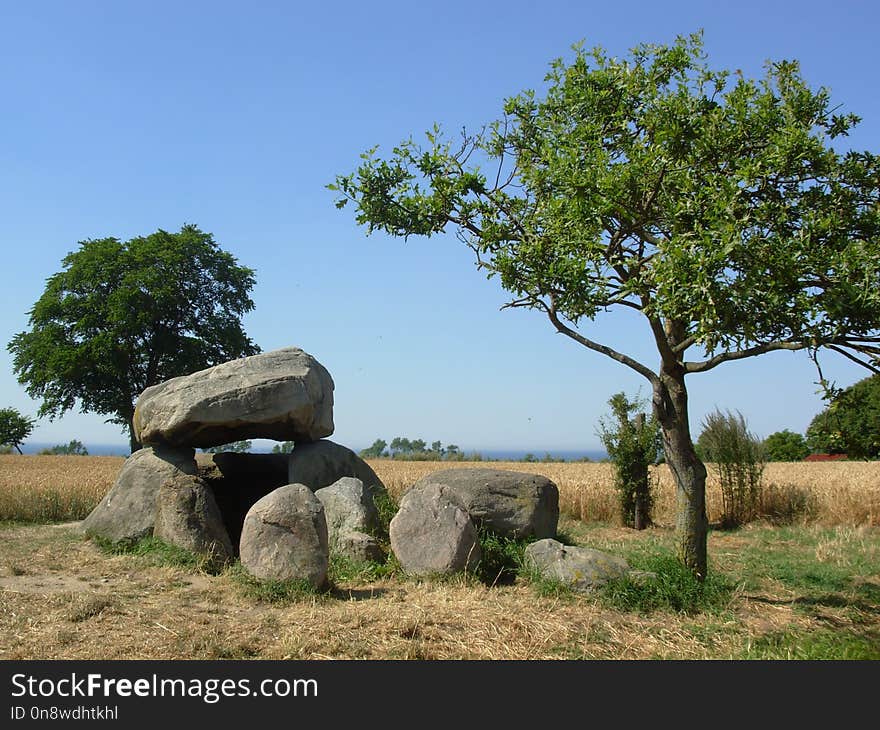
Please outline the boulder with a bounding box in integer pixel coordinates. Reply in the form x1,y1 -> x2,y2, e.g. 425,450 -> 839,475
315,477 -> 379,540
288,440 -> 386,497
154,473 -> 234,566
407,468 -> 558,539
239,484 -> 329,588
81,446 -> 196,543
390,484 -> 481,576
196,452 -> 291,547
524,539 -> 630,592
335,531 -> 384,564
133,347 -> 334,449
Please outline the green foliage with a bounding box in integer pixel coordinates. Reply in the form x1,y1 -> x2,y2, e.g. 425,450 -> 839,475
597,393 -> 662,529
227,563 -> 328,604
806,375 -> 880,459
474,529 -> 530,586
7,224 -> 260,452
740,628 -> 880,660
0,407 -> 36,454
270,441 -> 296,454
372,489 -> 399,542
763,430 -> 810,461
698,409 -> 766,527
600,551 -> 734,615
202,440 -> 252,454
92,535 -> 207,570
38,439 -> 89,456
359,439 -> 387,458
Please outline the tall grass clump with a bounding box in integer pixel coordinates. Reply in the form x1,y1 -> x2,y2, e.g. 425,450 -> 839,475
697,409 -> 766,527
597,392 -> 662,529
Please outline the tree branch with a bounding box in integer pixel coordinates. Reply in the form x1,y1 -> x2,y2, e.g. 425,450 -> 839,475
685,340 -> 807,373
544,301 -> 658,384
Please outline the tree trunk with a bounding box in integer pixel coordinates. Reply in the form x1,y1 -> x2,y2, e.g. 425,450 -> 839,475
127,415 -> 141,454
652,369 -> 708,579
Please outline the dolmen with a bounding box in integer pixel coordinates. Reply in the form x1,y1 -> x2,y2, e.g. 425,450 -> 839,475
81,346 -> 565,587
81,347 -> 387,588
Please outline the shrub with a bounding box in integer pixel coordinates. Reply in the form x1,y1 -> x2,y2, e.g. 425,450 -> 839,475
39,439 -> 89,456
697,409 -> 765,527
597,392 -> 662,529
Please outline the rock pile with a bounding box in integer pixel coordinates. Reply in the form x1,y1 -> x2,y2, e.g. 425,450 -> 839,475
81,347 -> 388,588
82,346 -> 597,587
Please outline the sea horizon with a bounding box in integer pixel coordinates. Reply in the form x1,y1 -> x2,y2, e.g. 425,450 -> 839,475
17,441 -> 609,462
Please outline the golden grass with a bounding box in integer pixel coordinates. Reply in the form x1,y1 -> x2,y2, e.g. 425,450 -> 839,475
367,459 -> 880,527
1,454 -> 877,526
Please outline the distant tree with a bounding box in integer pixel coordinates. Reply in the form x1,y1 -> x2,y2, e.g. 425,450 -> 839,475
271,441 -> 296,454
806,375 -> 880,459
359,439 -> 388,458
203,440 -> 252,454
410,439 -> 427,453
8,225 -> 259,454
445,444 -> 460,456
39,439 -> 89,456
522,453 -> 537,463
431,440 -> 443,455
389,437 -> 412,456
332,33 -> 880,578
763,430 -> 810,462
0,407 -> 36,454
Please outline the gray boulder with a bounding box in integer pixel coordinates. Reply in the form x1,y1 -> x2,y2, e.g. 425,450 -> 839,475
153,473 -> 234,566
315,477 -> 379,540
390,484 -> 481,576
239,484 -> 329,588
288,440 -> 386,497
335,531 -> 384,564
81,446 -> 196,543
408,468 -> 558,539
133,347 -> 334,449
524,539 -> 630,592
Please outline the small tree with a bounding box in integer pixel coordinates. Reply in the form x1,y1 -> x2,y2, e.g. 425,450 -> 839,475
764,430 -> 810,461
271,441 -> 296,454
598,393 -> 662,529
698,410 -> 765,527
0,407 -> 36,454
333,34 -> 880,577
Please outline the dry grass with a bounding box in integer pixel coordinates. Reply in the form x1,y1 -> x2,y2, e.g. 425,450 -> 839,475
1,454 -> 878,527
2,520 -> 867,660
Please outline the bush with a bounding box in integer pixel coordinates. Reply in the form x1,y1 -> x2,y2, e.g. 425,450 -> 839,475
697,409 -> 765,527
597,392 -> 662,529
764,430 -> 810,461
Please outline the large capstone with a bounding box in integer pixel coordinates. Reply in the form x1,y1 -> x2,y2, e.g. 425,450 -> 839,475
133,347 -> 334,449
390,484 -> 481,576
288,440 -> 386,497
524,539 -> 630,592
153,473 -> 234,567
80,446 -> 197,543
407,468 -> 559,539
239,484 -> 329,588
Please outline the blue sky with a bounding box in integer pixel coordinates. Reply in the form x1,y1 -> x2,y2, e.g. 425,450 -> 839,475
1,0 -> 878,453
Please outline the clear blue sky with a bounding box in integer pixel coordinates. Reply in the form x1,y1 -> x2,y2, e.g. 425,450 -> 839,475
1,0 -> 877,453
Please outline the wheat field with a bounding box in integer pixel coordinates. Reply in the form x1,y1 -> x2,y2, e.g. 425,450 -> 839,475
0,454 -> 878,526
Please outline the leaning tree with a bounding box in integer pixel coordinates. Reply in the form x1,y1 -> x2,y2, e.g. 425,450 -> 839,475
332,34 -> 880,578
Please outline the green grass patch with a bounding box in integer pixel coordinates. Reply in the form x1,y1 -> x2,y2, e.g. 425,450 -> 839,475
91,535 -> 208,570
599,551 -> 735,615
328,550 -> 399,583
227,562 -> 329,605
741,627 -> 880,660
